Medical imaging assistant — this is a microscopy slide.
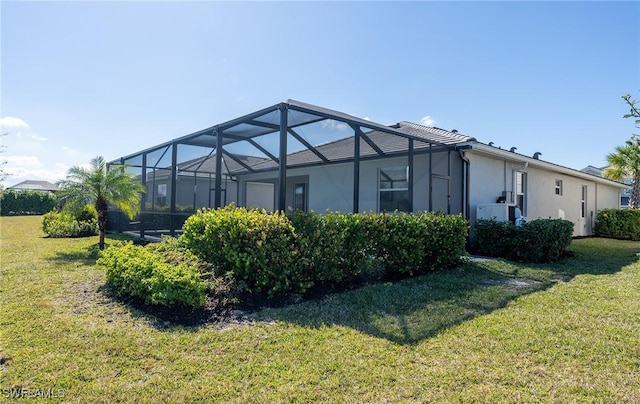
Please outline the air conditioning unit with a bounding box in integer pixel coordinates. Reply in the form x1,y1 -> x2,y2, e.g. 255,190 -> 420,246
477,203 -> 523,225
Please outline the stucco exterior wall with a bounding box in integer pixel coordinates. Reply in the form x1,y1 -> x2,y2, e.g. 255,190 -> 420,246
238,151 -> 464,214
466,151 -> 622,236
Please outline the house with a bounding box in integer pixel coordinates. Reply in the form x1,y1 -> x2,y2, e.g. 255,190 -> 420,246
580,165 -> 632,208
109,100 -> 627,238
7,180 -> 59,193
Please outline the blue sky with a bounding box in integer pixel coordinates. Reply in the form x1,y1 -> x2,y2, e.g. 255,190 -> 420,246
1,1 -> 639,187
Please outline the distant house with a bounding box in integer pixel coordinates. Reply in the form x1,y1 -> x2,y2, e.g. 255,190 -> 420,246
109,99 -> 628,238
580,165 -> 632,208
7,180 -> 59,193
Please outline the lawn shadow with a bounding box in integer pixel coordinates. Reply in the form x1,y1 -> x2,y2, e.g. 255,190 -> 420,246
259,263 -> 553,345
47,245 -> 101,265
45,234 -> 147,266
95,283 -> 212,332
259,239 -> 639,346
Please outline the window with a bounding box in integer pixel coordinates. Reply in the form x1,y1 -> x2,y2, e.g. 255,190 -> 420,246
379,166 -> 410,212
555,179 -> 563,195
515,171 -> 527,216
293,183 -> 307,212
157,183 -> 167,206
581,185 -> 587,218
621,196 -> 630,208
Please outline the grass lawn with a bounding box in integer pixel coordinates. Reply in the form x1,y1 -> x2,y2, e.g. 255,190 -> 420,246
1,215 -> 639,403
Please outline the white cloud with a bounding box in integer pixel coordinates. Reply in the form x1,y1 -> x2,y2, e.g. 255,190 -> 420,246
5,155 -> 43,167
30,133 -> 48,142
0,116 -> 29,129
5,167 -> 66,184
321,119 -> 349,131
420,115 -> 436,126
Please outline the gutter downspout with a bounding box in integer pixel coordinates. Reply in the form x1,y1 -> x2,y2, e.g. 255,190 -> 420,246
458,149 -> 471,221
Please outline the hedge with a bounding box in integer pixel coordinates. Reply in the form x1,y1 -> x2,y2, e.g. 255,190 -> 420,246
181,205 -> 307,297
181,207 -> 468,298
0,189 -> 57,215
594,209 -> 640,241
471,218 -> 574,263
97,238 -> 208,309
41,206 -> 98,238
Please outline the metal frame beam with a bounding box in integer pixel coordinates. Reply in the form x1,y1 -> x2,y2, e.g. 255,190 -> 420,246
278,105 -> 288,211
170,142 -> 178,235
360,132 -> 386,156
429,143 -> 433,211
214,130 -> 223,208
408,139 -> 414,212
353,127 -> 361,212
288,128 -> 330,163
222,150 -> 256,173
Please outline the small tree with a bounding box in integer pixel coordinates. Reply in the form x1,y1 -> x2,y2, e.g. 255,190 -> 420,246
604,93 -> 640,209
56,156 -> 145,249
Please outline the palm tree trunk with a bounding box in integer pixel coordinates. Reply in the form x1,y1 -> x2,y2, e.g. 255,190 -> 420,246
96,196 -> 108,249
630,174 -> 640,209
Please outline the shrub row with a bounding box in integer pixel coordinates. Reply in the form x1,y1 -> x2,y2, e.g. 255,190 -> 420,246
97,237 -> 209,309
471,218 -> 574,262
0,189 -> 57,215
181,206 -> 306,297
594,208 -> 640,241
41,206 -> 98,237
180,206 -> 468,298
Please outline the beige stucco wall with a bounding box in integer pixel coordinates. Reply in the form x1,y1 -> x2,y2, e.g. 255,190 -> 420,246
237,151 -> 464,214
466,152 -> 622,237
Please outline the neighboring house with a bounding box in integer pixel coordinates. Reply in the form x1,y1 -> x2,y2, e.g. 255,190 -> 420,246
7,180 -> 59,193
580,165 -> 632,208
110,100 -> 627,237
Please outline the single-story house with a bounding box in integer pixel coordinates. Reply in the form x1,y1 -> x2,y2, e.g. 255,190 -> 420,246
581,165 -> 632,209
7,180 -> 59,193
109,100 -> 627,238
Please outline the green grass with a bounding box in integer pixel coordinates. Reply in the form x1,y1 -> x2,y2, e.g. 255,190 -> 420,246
1,215 -> 639,403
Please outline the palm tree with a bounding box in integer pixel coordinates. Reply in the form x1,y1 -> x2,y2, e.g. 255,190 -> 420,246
57,156 -> 145,249
604,136 -> 640,209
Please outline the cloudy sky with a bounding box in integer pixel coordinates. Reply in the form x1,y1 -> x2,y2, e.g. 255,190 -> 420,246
1,1 -> 639,187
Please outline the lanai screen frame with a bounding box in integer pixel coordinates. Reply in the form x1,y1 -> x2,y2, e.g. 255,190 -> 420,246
109,99 -> 458,235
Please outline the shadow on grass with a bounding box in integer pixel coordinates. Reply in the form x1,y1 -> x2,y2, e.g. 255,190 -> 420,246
259,264 -> 552,345
96,284 -> 208,331
46,236 -> 639,341
259,238 -> 639,345
45,234 -> 144,266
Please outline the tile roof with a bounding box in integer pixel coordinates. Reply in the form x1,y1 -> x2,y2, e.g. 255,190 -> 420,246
145,121 -> 475,176
242,121 -> 475,173
7,180 -> 59,192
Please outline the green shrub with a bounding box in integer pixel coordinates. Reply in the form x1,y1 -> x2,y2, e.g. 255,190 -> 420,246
181,205 -> 308,297
594,209 -> 640,241
0,189 -> 57,215
181,207 -> 469,299
97,238 -> 208,309
289,211 -> 374,285
42,208 -> 98,238
515,219 -> 574,262
471,218 -> 574,263
370,212 -> 467,275
471,219 -> 518,257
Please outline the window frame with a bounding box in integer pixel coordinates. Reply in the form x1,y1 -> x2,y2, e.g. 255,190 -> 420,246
156,183 -> 167,206
515,171 -> 527,216
555,179 -> 563,196
293,182 -> 308,212
378,166 -> 410,212
581,185 -> 587,218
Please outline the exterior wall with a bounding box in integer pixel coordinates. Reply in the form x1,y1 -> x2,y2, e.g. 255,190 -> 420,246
143,176 -> 237,212
467,152 -> 622,237
237,151 -> 464,214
